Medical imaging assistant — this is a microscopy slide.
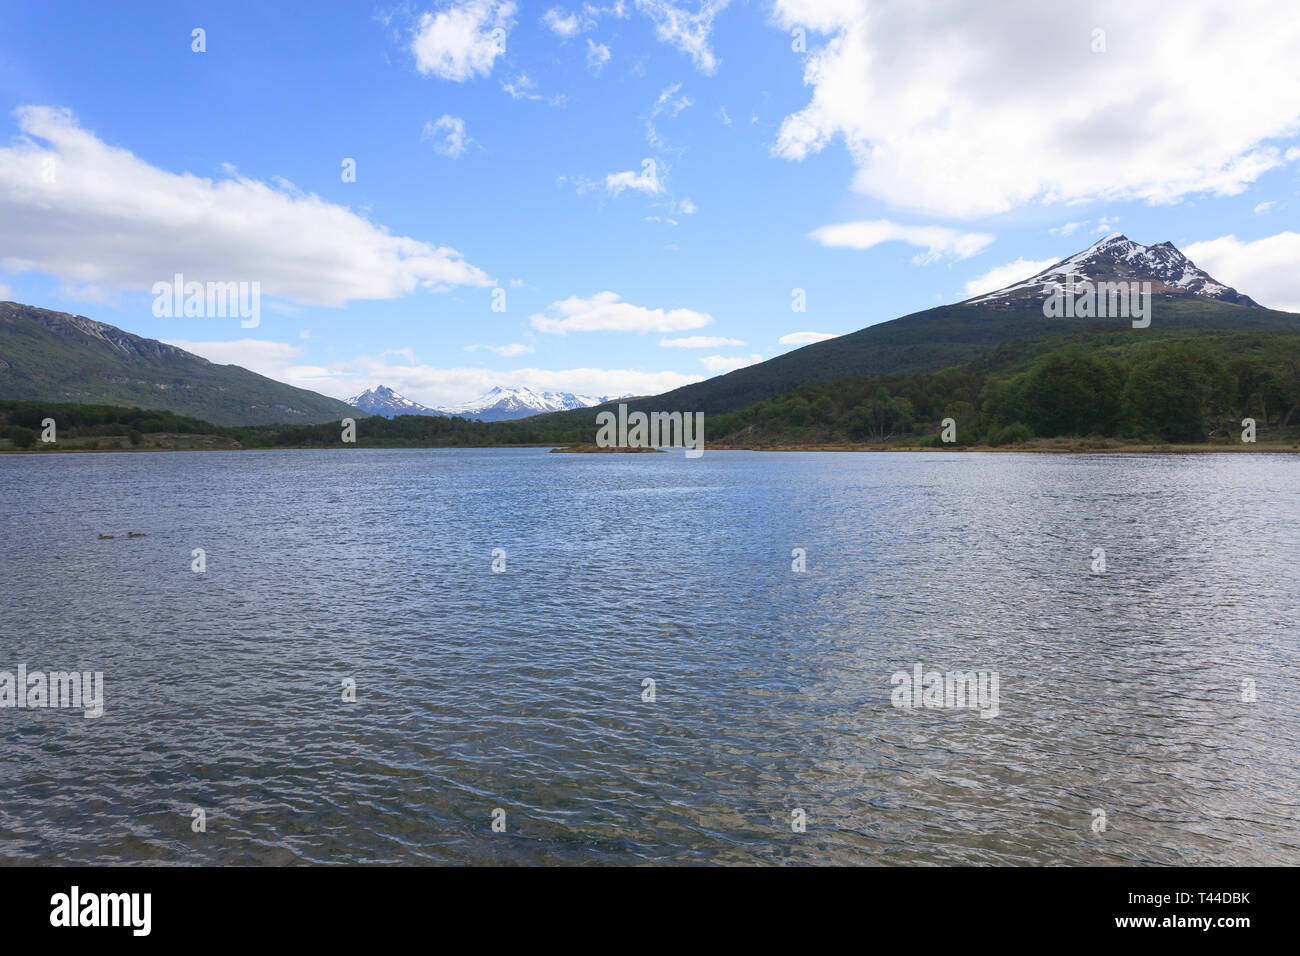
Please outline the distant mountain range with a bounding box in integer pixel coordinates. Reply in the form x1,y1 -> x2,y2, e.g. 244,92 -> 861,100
437,385 -> 623,421
0,302 -> 355,426
347,384 -> 621,421
4,235 -> 1294,430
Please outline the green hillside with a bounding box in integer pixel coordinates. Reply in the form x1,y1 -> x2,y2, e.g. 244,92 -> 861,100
0,301 -> 356,426
9,325 -> 1297,452
703,328 -> 1300,447
521,297 -> 1300,435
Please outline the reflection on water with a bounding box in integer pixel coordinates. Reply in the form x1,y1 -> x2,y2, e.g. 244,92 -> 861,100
1,448 -> 1297,864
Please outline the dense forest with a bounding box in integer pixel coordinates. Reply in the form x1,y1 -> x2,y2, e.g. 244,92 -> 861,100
0,398 -> 593,449
705,333 -> 1300,446
5,328 -> 1300,451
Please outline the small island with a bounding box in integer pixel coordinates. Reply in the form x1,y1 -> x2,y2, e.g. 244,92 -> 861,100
549,444 -> 665,453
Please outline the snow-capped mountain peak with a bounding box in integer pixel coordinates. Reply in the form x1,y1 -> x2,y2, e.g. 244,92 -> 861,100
346,385 -> 440,418
967,234 -> 1259,308
347,384 -> 626,421
437,385 -> 619,421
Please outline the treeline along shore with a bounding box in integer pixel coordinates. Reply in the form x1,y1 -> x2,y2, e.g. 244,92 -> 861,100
5,331 -> 1300,453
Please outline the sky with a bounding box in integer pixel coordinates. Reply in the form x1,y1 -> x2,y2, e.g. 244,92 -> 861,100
1,0 -> 1299,407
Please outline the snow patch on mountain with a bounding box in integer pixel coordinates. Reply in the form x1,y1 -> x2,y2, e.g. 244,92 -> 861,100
346,385 -> 440,418
348,384 -> 626,421
966,234 -> 1257,307
437,385 -> 622,421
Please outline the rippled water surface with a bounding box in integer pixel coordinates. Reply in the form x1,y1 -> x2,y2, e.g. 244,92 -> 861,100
1,448 -> 1298,865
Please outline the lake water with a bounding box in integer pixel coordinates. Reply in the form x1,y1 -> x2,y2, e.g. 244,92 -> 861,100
1,448 -> 1298,865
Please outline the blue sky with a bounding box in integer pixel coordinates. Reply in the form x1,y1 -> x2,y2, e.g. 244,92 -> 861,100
2,0 -> 1299,406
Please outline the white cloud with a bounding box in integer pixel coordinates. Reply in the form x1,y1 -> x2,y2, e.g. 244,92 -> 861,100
647,83 -> 692,147
700,353 -> 761,372
1051,221 -> 1087,237
660,335 -> 743,347
341,356 -> 701,406
1288,147 -> 1300,162
770,1 -> 1300,218
603,158 -> 662,196
1183,232 -> 1300,312
501,73 -> 541,100
465,342 -> 535,356
634,0 -> 731,74
0,283 -> 11,300
586,39 -> 612,73
0,107 -> 492,306
778,331 -> 837,345
531,291 -> 710,334
163,339 -> 306,379
542,7 -> 583,37
422,115 -> 474,157
411,0 -> 515,81
1254,201 -> 1276,214
808,219 -> 994,263
654,83 -> 692,117
55,282 -> 117,304
162,338 -> 701,407
962,256 -> 1060,298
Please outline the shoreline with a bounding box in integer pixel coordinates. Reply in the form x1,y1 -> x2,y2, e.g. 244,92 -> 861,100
4,441 -> 1299,456
705,442 -> 1300,454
